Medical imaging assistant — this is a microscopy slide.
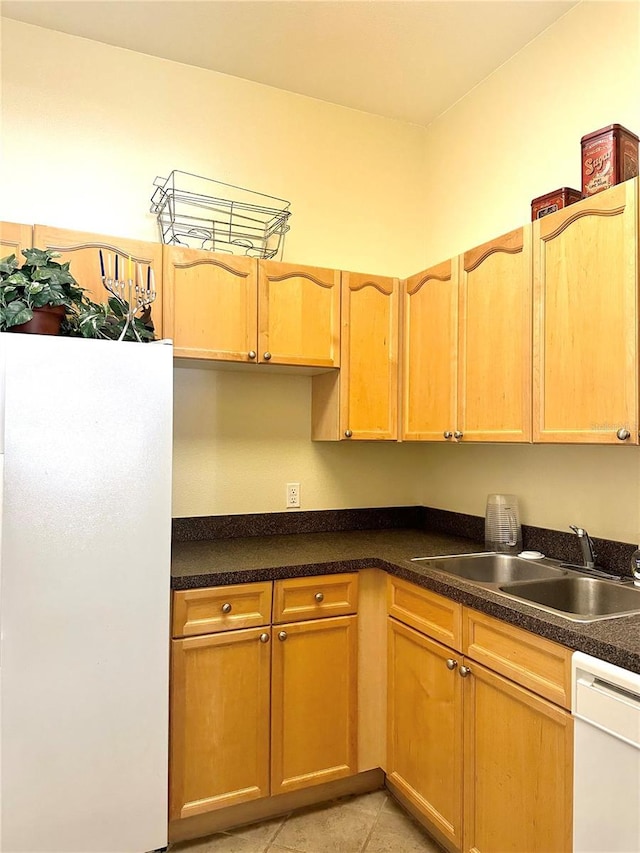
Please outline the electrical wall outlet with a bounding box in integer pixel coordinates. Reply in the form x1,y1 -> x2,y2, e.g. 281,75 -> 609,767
286,482 -> 300,508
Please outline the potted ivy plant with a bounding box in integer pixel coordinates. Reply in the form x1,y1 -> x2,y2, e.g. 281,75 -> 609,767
0,248 -> 155,341
0,248 -> 85,334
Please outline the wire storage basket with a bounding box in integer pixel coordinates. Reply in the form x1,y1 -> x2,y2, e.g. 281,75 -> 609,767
150,171 -> 292,259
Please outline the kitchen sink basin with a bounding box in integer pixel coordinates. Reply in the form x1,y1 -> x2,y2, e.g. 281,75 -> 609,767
412,552 -> 640,622
499,576 -> 640,621
412,552 -> 567,584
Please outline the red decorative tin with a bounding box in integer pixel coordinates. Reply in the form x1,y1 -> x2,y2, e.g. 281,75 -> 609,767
581,124 -> 639,196
531,187 -> 583,221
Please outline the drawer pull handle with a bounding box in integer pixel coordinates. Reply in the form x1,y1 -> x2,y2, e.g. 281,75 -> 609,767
248,350 -> 257,360
459,665 -> 472,678
278,631 -> 287,641
446,658 -> 458,670
314,592 -> 325,603
617,427 -> 631,441
263,351 -> 272,361
259,632 -> 270,644
221,603 -> 232,614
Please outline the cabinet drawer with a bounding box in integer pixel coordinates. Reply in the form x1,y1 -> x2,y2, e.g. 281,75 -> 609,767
387,576 -> 462,650
462,608 -> 572,709
273,574 -> 358,623
172,582 -> 273,638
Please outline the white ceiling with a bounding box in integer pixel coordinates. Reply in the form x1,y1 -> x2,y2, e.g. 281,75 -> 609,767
1,0 -> 578,126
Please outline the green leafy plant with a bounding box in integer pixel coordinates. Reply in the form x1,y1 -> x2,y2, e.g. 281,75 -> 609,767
0,248 -> 85,330
0,248 -> 155,341
66,297 -> 155,342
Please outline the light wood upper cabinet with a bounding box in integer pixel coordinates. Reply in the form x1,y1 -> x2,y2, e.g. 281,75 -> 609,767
458,226 -> 532,442
33,224 -> 164,337
402,259 -> 458,441
463,661 -> 572,853
163,247 -> 257,361
258,261 -> 341,367
387,618 -> 463,849
169,626 -> 271,821
311,272 -> 399,440
533,179 -> 639,444
0,221 -> 32,260
270,615 -> 358,795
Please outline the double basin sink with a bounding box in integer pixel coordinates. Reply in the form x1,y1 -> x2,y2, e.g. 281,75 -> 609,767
411,552 -> 640,622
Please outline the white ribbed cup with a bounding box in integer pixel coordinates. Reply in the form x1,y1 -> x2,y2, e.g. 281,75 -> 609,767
485,494 -> 522,553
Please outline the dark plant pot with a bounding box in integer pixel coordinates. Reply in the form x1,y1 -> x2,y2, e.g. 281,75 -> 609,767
10,305 -> 66,336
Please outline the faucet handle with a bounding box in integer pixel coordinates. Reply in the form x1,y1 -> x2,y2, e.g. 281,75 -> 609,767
569,524 -> 584,536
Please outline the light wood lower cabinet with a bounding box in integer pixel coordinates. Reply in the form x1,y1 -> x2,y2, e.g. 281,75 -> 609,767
170,626 -> 271,820
387,618 -> 463,848
464,660 -> 572,853
170,579 -> 359,824
386,578 -> 573,853
271,615 -> 358,795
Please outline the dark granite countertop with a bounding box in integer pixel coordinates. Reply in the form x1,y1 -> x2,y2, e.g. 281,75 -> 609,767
172,528 -> 640,674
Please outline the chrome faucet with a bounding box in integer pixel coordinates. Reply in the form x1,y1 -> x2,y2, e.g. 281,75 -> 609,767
569,525 -> 597,569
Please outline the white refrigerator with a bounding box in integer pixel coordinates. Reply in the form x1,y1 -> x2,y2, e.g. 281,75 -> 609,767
0,333 -> 173,853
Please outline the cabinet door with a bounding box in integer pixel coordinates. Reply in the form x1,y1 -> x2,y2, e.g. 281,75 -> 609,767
340,272 -> 399,439
258,261 -> 341,367
458,227 -> 532,442
169,627 -> 271,821
0,221 -> 32,260
33,224 -> 164,337
271,615 -> 357,795
402,259 -> 458,440
533,180 -> 638,443
387,618 -> 463,848
464,660 -> 573,853
163,247 -> 258,360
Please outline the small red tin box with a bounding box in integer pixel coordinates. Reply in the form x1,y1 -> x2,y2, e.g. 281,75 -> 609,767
581,124 -> 639,196
531,187 -> 583,221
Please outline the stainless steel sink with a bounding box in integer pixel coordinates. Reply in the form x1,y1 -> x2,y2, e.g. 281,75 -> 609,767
499,576 -> 640,621
411,552 -> 640,622
412,552 -> 566,584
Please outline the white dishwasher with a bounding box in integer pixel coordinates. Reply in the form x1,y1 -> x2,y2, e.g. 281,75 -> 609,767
572,651 -> 640,853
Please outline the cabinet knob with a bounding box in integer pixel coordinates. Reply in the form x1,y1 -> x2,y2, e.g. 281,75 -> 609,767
259,632 -> 270,643
446,658 -> 458,671
459,665 -> 472,678
454,430 -> 464,441
443,431 -> 453,439
617,427 -> 631,441
263,351 -> 272,361
278,630 -> 287,641
344,429 -> 353,438
221,603 -> 232,614
248,350 -> 257,360
314,592 -> 324,603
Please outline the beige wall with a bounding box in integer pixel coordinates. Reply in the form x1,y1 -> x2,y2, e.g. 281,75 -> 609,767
422,1 -> 640,266
0,19 -> 427,278
2,9 -> 640,542
417,0 -> 640,544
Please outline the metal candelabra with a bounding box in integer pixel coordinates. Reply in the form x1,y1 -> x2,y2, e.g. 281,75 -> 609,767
99,251 -> 156,342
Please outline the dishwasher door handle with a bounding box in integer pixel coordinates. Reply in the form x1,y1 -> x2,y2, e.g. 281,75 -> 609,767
575,677 -> 640,749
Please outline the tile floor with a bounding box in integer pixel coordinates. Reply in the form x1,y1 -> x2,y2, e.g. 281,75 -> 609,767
170,789 -> 444,853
